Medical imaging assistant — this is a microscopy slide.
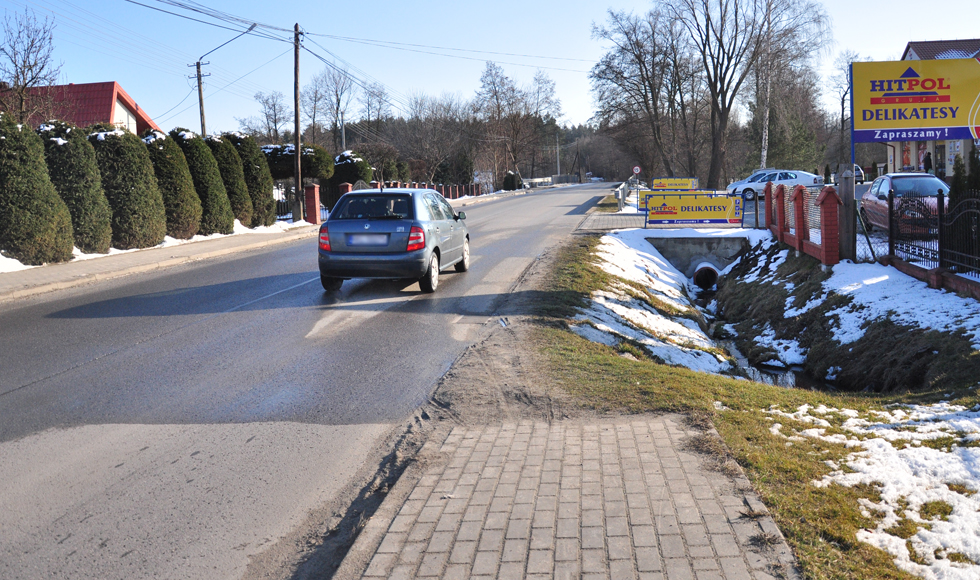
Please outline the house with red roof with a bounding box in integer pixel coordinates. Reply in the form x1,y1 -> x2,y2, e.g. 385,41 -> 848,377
17,81 -> 161,134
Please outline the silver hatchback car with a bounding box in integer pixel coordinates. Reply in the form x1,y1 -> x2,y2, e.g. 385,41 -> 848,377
317,189 -> 470,292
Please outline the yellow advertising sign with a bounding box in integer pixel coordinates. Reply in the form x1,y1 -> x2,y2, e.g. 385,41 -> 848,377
852,57 -> 980,142
641,192 -> 742,225
650,177 -> 699,190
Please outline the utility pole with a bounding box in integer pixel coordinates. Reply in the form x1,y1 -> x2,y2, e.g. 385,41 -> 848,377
293,23 -> 303,223
341,111 -> 346,151
556,132 -> 560,177
190,61 -> 210,136
190,24 -> 255,138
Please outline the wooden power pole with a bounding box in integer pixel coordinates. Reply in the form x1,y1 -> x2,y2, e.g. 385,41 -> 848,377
293,23 -> 303,223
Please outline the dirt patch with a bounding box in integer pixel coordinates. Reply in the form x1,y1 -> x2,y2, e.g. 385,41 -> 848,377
426,240 -> 597,426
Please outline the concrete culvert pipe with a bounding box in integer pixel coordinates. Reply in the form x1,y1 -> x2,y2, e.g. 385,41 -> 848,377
693,262 -> 719,289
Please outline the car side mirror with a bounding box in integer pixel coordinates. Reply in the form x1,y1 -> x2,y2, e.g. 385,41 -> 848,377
456,211 -> 466,220
877,194 -> 887,201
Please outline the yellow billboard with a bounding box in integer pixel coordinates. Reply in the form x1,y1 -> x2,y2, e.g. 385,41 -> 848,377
650,177 -> 699,190
642,192 -> 742,225
852,58 -> 980,142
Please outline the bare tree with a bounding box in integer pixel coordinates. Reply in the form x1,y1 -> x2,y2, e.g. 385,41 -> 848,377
668,0 -> 767,189
360,82 -> 391,134
324,66 -> 357,151
830,49 -> 861,171
394,92 -> 466,183
0,9 -> 62,125
236,91 -> 291,145
301,71 -> 329,147
755,0 -> 830,170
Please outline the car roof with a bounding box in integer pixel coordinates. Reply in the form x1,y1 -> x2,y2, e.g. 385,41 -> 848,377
882,172 -> 934,178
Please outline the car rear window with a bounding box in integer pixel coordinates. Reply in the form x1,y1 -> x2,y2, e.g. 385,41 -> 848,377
333,195 -> 414,219
891,177 -> 950,196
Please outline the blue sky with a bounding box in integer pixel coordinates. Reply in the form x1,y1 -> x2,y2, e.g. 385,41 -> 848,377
1,0 -> 977,136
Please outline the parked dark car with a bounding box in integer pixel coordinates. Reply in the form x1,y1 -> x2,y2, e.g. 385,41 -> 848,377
860,173 -> 949,235
317,189 -> 470,292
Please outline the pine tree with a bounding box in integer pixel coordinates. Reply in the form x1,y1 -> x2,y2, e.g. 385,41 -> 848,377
967,142 -> 980,193
170,129 -> 234,235
88,128 -> 167,249
142,131 -> 202,239
225,132 -> 276,227
206,135 -> 253,226
38,120 -> 112,254
949,154 -> 968,206
0,113 -> 74,264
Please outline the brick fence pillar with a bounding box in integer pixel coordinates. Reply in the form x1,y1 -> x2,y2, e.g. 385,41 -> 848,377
339,182 -> 353,195
304,184 -> 321,225
791,185 -> 808,249
771,184 -> 787,243
817,186 -> 843,266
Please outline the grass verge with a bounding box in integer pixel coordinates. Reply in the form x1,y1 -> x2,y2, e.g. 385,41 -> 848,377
531,235 -> 980,580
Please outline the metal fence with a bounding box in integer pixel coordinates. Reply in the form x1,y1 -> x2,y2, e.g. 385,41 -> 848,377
857,190 -> 980,279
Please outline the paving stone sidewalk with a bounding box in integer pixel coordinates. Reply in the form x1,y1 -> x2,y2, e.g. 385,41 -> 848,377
352,416 -> 798,580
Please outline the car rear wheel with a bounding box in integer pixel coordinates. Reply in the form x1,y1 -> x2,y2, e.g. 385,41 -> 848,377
320,275 -> 343,292
743,189 -> 756,201
454,239 -> 470,272
419,254 -> 439,293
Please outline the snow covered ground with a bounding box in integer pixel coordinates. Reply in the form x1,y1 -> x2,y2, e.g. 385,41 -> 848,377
572,225 -> 980,580
0,219 -> 312,275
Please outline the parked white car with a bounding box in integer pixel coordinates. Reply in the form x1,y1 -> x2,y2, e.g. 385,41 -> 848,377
726,169 -> 822,200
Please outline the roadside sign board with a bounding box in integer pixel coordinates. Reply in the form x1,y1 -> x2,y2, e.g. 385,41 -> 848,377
632,166 -> 641,175
650,177 -> 699,190
852,58 -> 980,143
641,192 -> 742,225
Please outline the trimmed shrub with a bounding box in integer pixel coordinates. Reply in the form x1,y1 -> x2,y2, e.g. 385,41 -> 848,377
823,164 -> 831,184
88,127 -> 167,249
170,128 -> 234,235
141,130 -> 202,239
329,150 -> 372,188
396,161 -> 411,182
38,120 -> 112,254
206,135 -> 253,226
261,143 -> 335,181
0,114 -> 74,264
224,133 -> 275,227
949,154 -> 967,205
502,171 -> 522,191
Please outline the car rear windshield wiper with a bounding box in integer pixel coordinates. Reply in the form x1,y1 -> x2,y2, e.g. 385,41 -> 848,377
368,214 -> 409,220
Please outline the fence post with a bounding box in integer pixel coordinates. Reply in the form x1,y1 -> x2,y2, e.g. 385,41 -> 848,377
773,184 -> 787,243
304,184 -> 321,225
791,185 -> 807,247
937,192 -> 945,269
763,182 -> 774,230
838,170 -> 856,261
888,191 -> 895,258
817,186 -> 843,266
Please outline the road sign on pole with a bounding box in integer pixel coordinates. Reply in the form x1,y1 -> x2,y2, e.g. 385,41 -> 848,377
632,166 -> 641,175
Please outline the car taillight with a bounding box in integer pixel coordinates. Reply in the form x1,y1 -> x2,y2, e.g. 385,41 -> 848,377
407,226 -> 425,252
318,225 -> 331,251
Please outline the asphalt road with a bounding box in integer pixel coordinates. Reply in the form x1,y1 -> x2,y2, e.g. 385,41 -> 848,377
0,183 -> 611,580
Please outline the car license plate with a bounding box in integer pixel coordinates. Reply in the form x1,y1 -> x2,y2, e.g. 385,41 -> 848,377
348,234 -> 388,246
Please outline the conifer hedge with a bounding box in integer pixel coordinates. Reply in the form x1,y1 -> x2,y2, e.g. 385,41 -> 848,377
142,131 -> 202,239
88,127 -> 167,249
170,129 -> 234,235
38,120 -> 112,254
329,150 -> 371,187
0,113 -> 75,264
206,135 -> 252,226
224,132 -> 276,227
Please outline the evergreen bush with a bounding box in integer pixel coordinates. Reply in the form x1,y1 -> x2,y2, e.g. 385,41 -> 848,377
968,143 -> 980,192
330,150 -> 372,188
823,164 -> 831,184
206,135 -> 253,226
502,171 -> 522,191
261,143 -> 335,182
225,133 -> 276,227
0,113 -> 74,264
142,130 -> 202,239
87,127 -> 166,250
396,161 -> 411,182
38,120 -> 112,254
170,128 -> 234,235
949,154 -> 967,206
